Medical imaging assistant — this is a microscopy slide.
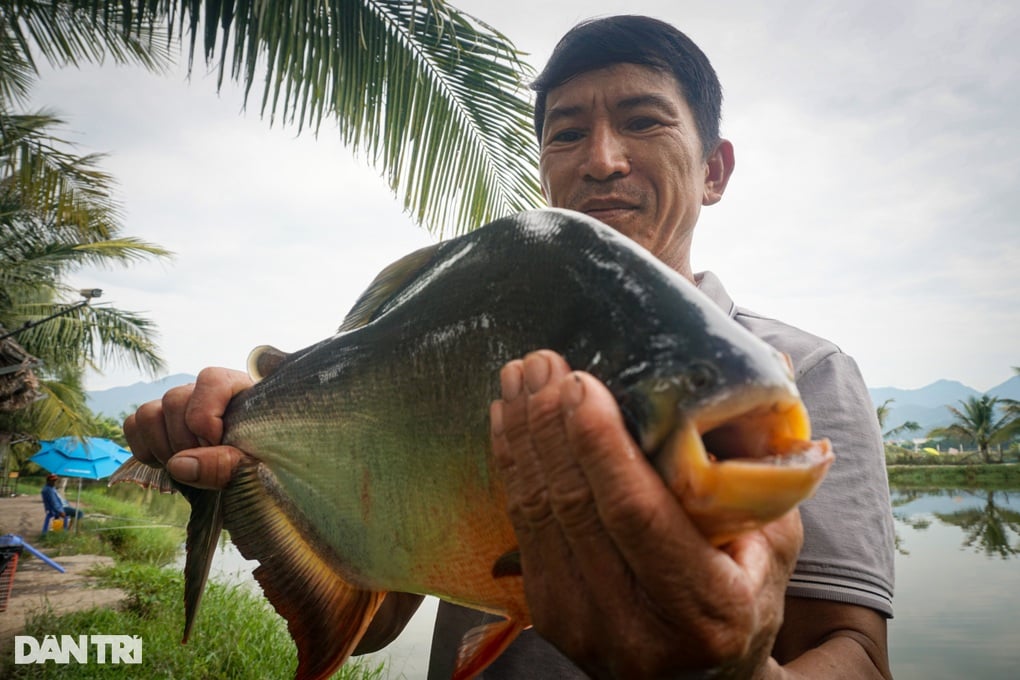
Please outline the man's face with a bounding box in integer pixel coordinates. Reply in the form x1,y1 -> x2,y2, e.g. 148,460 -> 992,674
539,63 -> 723,275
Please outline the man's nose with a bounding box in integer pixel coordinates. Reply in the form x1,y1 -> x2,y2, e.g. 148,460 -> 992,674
582,126 -> 630,181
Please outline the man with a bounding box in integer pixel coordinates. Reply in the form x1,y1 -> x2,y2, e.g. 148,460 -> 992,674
41,474 -> 83,528
125,15 -> 894,679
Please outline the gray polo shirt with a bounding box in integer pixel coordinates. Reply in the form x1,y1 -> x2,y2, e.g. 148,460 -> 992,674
427,271 -> 895,679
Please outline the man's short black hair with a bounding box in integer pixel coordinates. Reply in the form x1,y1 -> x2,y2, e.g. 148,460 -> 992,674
531,15 -> 723,158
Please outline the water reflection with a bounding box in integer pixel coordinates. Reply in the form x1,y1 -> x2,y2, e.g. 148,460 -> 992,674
934,491 -> 1020,558
891,488 -> 1020,558
890,486 -> 1020,679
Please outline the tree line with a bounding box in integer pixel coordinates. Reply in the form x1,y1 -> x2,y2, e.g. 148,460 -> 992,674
879,368 -> 1020,464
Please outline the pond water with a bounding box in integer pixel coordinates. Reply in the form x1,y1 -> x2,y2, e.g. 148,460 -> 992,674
187,487 -> 1020,679
888,488 -> 1020,679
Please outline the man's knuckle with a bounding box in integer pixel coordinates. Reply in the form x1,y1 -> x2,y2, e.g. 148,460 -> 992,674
548,484 -> 598,532
509,488 -> 555,527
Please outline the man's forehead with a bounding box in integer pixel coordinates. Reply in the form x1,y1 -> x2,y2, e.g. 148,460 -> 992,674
544,63 -> 686,114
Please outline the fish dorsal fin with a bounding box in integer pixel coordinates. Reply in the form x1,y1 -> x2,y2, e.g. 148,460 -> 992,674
222,460 -> 386,680
454,618 -> 525,680
247,345 -> 290,382
338,243 -> 440,332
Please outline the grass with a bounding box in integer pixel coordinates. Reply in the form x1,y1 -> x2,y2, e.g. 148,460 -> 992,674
23,477 -> 188,565
3,563 -> 387,679
3,477 -> 390,679
887,463 -> 1020,490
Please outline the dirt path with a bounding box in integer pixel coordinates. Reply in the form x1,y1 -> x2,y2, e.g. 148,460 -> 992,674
0,493 -> 128,648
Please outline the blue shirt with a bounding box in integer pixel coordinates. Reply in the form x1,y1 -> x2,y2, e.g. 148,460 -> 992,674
41,484 -> 66,515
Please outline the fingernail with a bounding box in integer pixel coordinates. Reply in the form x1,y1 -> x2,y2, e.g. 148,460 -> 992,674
523,353 -> 550,393
490,401 -> 504,436
562,373 -> 585,410
501,361 -> 523,400
168,455 -> 199,483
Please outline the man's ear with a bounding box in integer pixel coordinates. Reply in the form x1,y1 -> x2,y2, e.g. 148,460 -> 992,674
703,139 -> 735,206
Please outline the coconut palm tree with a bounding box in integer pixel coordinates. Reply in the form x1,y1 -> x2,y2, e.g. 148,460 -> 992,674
2,0 -> 540,438
928,395 -> 1017,463
0,3 -> 173,447
1002,366 -> 1020,419
875,398 -> 921,440
2,0 -> 542,237
0,109 -> 171,438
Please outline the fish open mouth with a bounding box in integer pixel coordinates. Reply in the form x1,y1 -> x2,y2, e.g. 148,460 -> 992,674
655,393 -> 835,545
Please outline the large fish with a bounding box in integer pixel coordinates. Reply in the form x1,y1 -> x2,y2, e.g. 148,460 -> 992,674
115,209 -> 833,680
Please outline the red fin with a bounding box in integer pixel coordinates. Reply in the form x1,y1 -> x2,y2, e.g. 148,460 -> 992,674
453,618 -> 524,680
224,460 -> 385,680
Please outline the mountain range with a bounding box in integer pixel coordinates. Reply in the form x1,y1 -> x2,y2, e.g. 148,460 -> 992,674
86,373 -> 198,419
869,376 -> 1020,438
88,373 -> 1020,440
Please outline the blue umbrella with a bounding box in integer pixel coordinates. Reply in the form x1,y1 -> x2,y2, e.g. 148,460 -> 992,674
30,437 -> 132,533
30,437 -> 131,480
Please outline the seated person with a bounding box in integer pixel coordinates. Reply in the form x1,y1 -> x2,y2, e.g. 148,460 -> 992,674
41,474 -> 84,528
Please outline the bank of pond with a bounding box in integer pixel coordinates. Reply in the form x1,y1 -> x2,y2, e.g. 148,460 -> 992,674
887,462 -> 1020,489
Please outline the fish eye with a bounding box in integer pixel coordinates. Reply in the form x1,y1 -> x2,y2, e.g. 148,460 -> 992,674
685,362 -> 718,391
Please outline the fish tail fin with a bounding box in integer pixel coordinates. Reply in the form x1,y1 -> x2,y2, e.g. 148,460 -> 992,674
224,460 -> 385,680
181,488 -> 224,642
453,618 -> 525,680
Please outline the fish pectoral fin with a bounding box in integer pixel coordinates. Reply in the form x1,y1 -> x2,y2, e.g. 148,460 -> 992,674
108,456 -> 177,494
491,550 -> 522,578
222,460 -> 385,680
247,345 -> 290,382
453,618 -> 524,680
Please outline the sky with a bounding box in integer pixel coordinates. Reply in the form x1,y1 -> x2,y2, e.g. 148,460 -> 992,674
27,0 -> 1020,393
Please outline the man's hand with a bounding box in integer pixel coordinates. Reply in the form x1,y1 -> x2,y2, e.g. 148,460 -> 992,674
123,367 -> 251,489
489,350 -> 802,679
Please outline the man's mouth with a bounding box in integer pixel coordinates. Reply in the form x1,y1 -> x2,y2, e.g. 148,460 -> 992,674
578,199 -> 638,220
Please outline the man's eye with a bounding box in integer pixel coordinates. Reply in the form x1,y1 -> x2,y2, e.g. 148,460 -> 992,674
549,129 -> 583,144
628,117 -> 660,131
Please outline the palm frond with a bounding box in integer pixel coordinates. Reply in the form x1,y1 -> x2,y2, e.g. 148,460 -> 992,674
0,33 -> 37,106
0,1 -> 171,97
4,2 -> 541,235
0,111 -> 124,235
8,300 -> 165,377
17,375 -> 93,439
156,0 -> 543,235
77,303 -> 166,375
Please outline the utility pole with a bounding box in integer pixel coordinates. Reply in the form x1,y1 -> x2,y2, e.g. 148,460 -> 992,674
0,289 -> 103,341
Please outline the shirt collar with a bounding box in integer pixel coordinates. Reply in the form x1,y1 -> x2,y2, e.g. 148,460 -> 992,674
694,270 -> 737,319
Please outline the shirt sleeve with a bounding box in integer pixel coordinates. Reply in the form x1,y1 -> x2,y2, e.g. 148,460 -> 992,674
789,350 -> 896,617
